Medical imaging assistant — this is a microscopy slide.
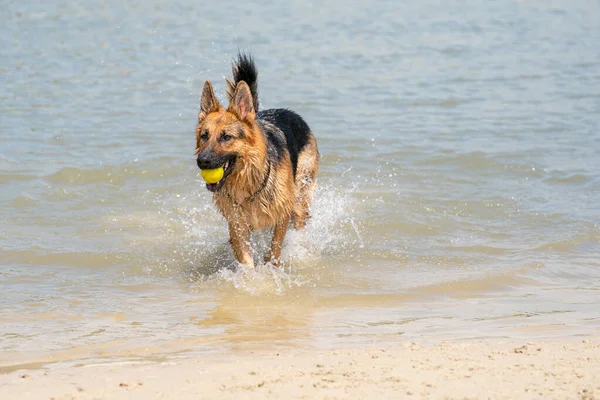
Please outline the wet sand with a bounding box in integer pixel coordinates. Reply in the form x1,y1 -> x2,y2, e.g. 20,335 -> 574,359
2,338 -> 598,399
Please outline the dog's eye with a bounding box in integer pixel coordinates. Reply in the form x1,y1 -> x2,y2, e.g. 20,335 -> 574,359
221,134 -> 233,142
200,131 -> 209,141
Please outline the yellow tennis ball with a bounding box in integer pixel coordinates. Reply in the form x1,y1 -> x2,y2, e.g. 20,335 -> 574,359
201,167 -> 224,184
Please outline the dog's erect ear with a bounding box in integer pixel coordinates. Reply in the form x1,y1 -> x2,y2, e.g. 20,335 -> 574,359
228,81 -> 255,122
199,81 -> 220,120
225,77 -> 236,104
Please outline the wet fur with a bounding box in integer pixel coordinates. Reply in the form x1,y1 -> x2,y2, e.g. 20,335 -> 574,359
195,53 -> 319,268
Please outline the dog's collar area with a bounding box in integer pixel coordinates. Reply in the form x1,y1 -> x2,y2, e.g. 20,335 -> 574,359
227,161 -> 271,207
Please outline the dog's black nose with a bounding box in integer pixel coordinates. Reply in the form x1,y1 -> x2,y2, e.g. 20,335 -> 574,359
197,150 -> 216,169
197,156 -> 210,169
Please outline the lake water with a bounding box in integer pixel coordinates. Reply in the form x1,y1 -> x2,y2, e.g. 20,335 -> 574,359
1,0 -> 599,370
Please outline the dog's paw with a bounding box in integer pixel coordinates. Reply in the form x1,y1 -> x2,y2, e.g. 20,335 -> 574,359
264,256 -> 281,267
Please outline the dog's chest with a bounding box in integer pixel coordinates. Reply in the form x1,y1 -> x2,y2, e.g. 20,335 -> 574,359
215,194 -> 292,230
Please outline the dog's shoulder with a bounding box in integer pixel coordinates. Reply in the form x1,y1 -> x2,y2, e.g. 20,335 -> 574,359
256,112 -> 287,166
257,109 -> 311,176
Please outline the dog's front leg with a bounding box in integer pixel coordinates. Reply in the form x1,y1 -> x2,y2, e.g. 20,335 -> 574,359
228,221 -> 254,269
265,215 -> 291,266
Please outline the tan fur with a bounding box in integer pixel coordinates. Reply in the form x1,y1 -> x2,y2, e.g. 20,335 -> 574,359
292,135 -> 319,229
195,80 -> 318,269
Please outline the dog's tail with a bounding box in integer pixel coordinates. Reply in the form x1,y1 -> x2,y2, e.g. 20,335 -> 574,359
226,52 -> 259,111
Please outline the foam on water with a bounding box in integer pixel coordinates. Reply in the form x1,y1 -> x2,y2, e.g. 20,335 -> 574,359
140,177 -> 361,294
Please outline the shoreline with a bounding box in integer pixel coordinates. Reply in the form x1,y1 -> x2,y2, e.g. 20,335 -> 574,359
2,338 -> 598,399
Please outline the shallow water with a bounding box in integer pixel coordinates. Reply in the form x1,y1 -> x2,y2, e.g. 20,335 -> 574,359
1,0 -> 599,369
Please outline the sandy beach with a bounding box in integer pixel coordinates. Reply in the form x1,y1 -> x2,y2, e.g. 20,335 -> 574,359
2,338 -> 598,400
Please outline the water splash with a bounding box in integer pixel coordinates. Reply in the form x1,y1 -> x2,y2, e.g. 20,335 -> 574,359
138,178 -> 361,294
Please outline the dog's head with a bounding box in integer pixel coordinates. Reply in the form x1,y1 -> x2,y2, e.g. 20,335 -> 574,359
195,80 -> 258,192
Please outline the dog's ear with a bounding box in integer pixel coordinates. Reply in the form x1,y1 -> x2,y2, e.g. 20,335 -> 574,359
199,81 -> 220,120
225,77 -> 236,104
228,81 -> 255,122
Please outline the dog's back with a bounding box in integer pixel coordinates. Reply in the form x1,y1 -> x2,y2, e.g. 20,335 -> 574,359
257,108 -> 311,179
226,55 -> 317,181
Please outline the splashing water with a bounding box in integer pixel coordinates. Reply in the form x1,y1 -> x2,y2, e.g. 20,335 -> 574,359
138,178 -> 362,294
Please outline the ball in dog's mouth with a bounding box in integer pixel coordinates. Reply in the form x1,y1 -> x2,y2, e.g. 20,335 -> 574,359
204,158 -> 236,192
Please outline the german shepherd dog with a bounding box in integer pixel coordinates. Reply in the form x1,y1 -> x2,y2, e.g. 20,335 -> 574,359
194,53 -> 319,269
